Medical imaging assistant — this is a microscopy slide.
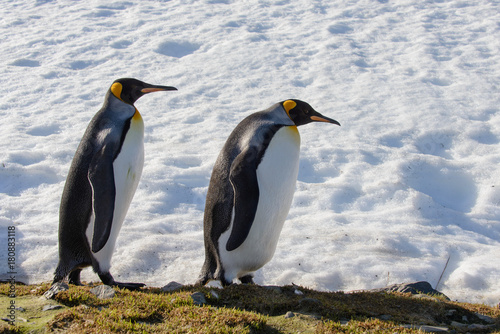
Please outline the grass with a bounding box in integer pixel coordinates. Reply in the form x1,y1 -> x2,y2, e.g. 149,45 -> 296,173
0,282 -> 499,333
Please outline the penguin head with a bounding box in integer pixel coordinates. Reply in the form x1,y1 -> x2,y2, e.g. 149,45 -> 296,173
282,99 -> 340,127
109,78 -> 177,105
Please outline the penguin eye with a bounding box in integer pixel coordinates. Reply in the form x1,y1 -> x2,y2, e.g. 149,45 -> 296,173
304,109 -> 310,114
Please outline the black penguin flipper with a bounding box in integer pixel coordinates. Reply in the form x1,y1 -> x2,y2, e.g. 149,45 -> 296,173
226,147 -> 260,251
88,144 -> 117,253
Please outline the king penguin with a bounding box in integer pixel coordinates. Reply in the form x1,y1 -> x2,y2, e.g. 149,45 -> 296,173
52,78 -> 177,290
198,100 -> 340,286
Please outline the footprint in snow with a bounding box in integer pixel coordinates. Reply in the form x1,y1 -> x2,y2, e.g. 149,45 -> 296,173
27,124 -> 61,137
328,23 -> 353,34
9,59 -> 40,67
110,40 -> 133,49
155,40 -> 200,58
421,77 -> 452,87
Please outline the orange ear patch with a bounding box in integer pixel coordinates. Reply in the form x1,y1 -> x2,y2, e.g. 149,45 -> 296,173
110,82 -> 123,101
283,100 -> 297,113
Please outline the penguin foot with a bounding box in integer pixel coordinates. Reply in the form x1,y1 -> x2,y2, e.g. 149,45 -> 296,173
239,275 -> 255,285
98,272 -> 145,290
112,282 -> 146,290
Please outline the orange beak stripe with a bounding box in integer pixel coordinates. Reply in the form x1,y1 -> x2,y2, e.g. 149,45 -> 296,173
310,115 -> 332,123
141,87 -> 166,93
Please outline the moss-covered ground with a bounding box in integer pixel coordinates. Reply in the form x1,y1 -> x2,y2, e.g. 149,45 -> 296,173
0,282 -> 498,333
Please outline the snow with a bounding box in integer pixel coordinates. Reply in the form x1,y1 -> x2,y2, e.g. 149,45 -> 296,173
1,0 -> 499,305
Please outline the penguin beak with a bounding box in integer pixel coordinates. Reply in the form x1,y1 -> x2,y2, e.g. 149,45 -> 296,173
141,86 -> 178,93
310,114 -> 341,126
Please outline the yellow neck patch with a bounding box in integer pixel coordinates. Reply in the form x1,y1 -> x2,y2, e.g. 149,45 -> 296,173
110,82 -> 123,101
133,108 -> 142,121
283,100 -> 296,118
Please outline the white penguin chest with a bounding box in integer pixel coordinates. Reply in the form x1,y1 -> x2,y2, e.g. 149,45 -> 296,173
113,112 -> 144,200
88,112 -> 144,271
219,126 -> 301,280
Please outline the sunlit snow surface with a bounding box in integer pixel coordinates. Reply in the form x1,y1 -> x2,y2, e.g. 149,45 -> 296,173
1,0 -> 499,305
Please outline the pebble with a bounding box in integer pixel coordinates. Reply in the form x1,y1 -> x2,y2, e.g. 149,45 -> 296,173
402,324 -> 449,332
42,282 -> 69,299
161,281 -> 183,292
209,290 -> 219,299
204,280 -> 223,289
90,285 -> 115,299
42,304 -> 63,311
284,311 -> 295,319
191,292 -> 207,306
373,281 -> 449,300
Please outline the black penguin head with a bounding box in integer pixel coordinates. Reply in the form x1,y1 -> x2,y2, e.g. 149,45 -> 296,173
109,78 -> 177,105
282,99 -> 340,127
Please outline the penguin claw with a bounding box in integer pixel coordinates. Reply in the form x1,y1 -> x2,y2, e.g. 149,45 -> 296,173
112,282 -> 146,290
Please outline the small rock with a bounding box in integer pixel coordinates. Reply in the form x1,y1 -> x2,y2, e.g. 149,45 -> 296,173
204,280 -> 224,289
461,315 -> 468,322
191,292 -> 207,306
402,325 -> 449,333
42,304 -> 63,311
284,311 -> 295,319
294,289 -> 304,295
161,281 -> 183,292
373,281 -> 449,300
209,290 -> 219,299
42,282 -> 69,299
90,285 -> 115,299
17,317 -> 28,323
15,307 -> 25,312
1,317 -> 11,323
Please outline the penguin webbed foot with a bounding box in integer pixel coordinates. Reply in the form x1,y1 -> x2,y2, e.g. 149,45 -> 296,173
239,275 -> 255,285
98,272 -> 145,290
112,281 -> 146,290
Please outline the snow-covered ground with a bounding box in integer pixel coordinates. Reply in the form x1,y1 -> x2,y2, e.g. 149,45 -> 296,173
1,0 -> 499,305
